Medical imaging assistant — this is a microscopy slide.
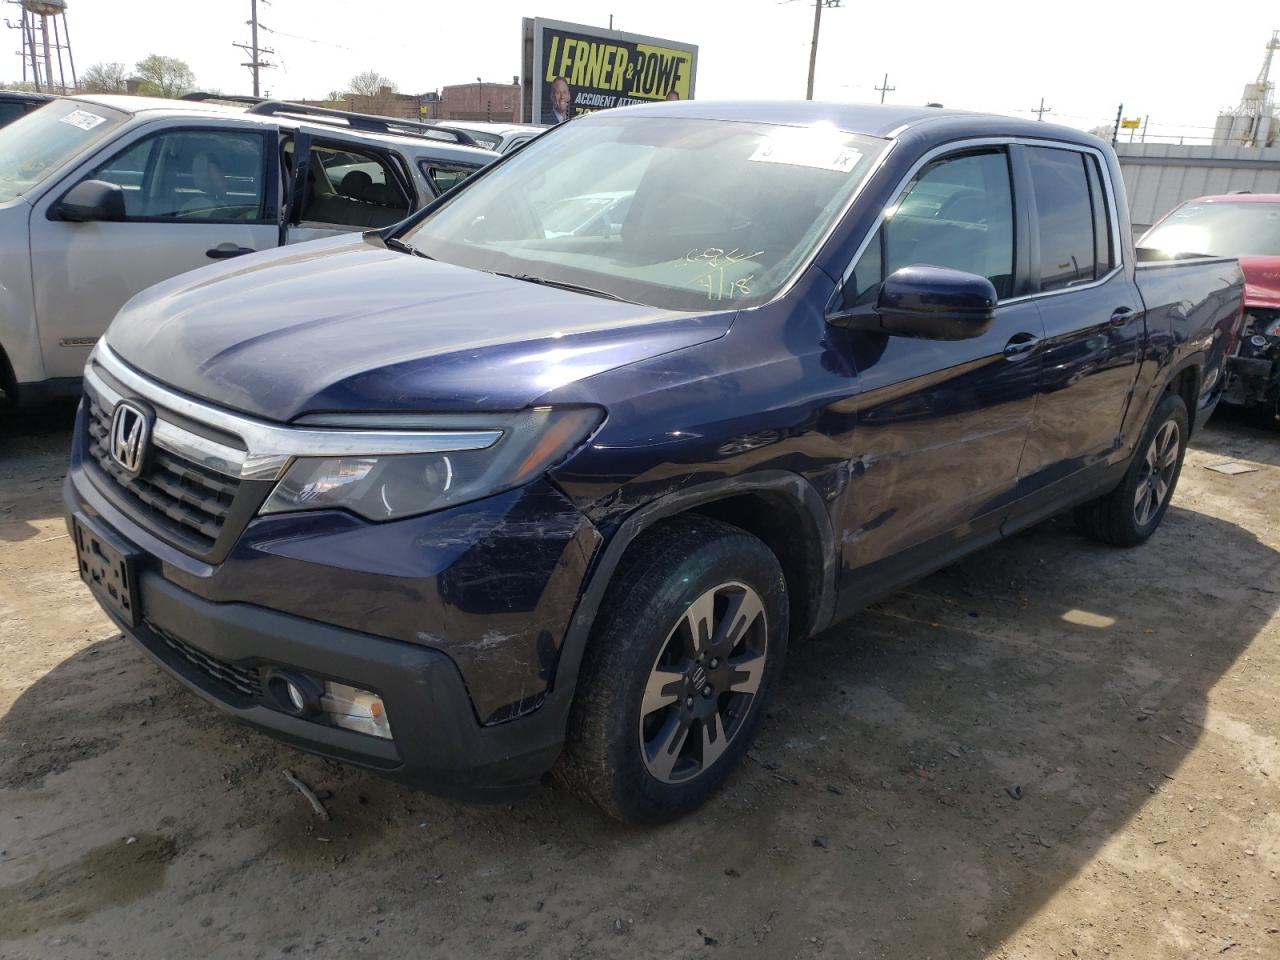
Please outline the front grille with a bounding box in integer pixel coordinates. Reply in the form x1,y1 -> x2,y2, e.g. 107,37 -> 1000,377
86,399 -> 240,553
148,620 -> 262,700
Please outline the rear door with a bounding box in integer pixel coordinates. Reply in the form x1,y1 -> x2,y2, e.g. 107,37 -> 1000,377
29,120 -> 278,379
283,129 -> 416,243
832,145 -> 1045,605
1013,143 -> 1145,493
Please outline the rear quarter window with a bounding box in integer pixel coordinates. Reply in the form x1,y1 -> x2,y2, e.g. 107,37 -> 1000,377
420,161 -> 479,195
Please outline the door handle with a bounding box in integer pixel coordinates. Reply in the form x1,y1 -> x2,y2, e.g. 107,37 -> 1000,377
1003,332 -> 1041,360
1110,306 -> 1137,327
206,243 -> 257,259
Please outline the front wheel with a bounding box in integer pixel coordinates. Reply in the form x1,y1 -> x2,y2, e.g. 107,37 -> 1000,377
560,517 -> 788,824
1076,391 -> 1190,547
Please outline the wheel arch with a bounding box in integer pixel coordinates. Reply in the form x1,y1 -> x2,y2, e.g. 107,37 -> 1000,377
547,471 -> 837,727
1165,358 -> 1201,435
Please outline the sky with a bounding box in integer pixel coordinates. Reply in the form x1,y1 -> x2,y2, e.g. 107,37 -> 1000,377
8,0 -> 1276,142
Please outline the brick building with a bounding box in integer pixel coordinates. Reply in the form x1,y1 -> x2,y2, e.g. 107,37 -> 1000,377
439,81 -> 520,122
301,88 -> 440,120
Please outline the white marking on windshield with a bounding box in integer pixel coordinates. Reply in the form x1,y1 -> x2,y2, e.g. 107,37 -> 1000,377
58,110 -> 107,131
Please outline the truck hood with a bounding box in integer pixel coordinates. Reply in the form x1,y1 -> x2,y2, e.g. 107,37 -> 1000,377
105,236 -> 733,422
1239,255 -> 1280,311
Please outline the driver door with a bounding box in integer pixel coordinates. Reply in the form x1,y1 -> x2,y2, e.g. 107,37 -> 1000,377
832,146 -> 1046,608
30,123 -> 278,379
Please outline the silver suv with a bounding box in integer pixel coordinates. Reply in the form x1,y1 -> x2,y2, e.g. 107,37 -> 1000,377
0,94 -> 498,405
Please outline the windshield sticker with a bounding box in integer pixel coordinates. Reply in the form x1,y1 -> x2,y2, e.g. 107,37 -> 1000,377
679,248 -> 764,302
682,247 -> 764,269
749,140 -> 862,173
58,110 -> 107,131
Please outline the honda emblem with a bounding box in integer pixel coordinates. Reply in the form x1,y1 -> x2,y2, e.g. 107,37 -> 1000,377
109,401 -> 150,475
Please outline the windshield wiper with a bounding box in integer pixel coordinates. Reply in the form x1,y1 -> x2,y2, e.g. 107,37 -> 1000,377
489,271 -> 634,303
364,230 -> 435,260
384,236 -> 435,260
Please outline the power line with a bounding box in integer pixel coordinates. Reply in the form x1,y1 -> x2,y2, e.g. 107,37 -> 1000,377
257,22 -> 355,52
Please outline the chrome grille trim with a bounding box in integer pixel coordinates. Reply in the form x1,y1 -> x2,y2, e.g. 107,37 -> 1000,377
85,398 -> 238,551
90,341 -> 504,483
84,365 -> 246,479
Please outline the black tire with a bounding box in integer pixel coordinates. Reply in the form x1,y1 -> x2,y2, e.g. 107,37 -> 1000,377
559,516 -> 788,824
1075,391 -> 1190,547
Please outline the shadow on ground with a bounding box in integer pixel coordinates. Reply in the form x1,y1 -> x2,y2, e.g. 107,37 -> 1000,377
2,464 -> 1275,959
0,400 -> 77,542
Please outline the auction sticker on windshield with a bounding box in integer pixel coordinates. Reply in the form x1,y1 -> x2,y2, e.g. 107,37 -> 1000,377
749,138 -> 862,173
58,110 -> 107,131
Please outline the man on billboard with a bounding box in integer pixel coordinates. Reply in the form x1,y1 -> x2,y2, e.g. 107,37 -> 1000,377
550,77 -> 572,123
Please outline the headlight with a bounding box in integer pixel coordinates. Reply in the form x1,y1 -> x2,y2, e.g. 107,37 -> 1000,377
260,406 -> 601,520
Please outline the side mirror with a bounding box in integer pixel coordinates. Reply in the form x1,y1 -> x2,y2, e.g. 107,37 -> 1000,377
54,179 -> 127,223
831,265 -> 997,340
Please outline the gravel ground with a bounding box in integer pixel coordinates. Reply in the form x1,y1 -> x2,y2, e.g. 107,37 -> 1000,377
1,401 -> 1277,960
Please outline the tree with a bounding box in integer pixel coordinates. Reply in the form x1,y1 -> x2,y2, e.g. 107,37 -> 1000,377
348,71 -> 395,97
80,62 -> 129,94
346,70 -> 400,114
133,54 -> 195,98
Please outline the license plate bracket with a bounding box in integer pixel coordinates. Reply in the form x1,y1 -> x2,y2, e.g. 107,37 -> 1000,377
73,515 -> 140,626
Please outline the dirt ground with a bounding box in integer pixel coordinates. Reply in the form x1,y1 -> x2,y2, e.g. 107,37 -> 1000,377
1,402 -> 1277,960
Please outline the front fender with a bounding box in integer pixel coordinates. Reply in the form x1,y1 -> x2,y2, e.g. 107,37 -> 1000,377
0,200 -> 40,390
540,469 -> 837,734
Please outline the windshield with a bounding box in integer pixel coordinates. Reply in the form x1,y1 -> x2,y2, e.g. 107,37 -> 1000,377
403,116 -> 886,310
1140,201 -> 1280,258
0,99 -> 127,204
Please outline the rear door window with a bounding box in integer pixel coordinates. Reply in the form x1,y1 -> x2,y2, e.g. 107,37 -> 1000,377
1083,154 -> 1115,276
1027,146 -> 1096,291
294,142 -> 411,228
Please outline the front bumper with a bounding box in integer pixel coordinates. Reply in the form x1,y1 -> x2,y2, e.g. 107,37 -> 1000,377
89,564 -> 567,797
64,411 -> 602,798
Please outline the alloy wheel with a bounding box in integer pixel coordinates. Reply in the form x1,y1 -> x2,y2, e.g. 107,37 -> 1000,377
1134,419 -> 1180,527
638,581 -> 768,784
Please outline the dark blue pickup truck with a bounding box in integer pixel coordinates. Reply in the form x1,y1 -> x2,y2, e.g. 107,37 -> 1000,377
64,102 -> 1244,823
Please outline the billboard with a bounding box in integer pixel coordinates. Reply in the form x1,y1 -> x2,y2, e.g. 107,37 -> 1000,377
521,17 -> 698,126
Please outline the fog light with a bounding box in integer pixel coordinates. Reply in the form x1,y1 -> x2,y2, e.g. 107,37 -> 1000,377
266,670 -> 322,717
320,681 -> 392,740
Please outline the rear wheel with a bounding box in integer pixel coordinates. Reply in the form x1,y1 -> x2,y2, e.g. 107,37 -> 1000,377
1076,391 -> 1189,546
560,517 -> 788,823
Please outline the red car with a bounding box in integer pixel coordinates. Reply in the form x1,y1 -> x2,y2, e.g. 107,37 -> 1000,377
1140,194 -> 1280,421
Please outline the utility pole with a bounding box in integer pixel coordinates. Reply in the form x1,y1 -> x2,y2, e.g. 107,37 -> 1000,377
232,0 -> 274,97
1140,114 -> 1149,143
874,72 -> 895,104
806,0 -> 841,101
1032,96 -> 1052,121
1112,102 -> 1123,145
